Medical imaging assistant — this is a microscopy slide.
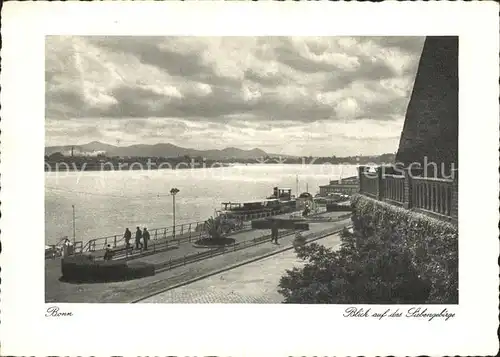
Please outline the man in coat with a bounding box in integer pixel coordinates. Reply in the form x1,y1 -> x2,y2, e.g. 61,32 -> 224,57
142,227 -> 150,251
135,226 -> 143,250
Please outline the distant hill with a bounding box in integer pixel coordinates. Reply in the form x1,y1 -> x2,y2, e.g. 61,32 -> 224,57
45,141 -> 269,160
45,141 -> 395,164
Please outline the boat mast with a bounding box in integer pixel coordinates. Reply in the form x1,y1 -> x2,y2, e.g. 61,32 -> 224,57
296,174 -> 299,196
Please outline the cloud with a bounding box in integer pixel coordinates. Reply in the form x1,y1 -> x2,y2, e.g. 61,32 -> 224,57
45,36 -> 425,155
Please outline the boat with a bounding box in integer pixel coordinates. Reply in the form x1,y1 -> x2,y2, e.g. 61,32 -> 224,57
220,198 -> 282,214
267,187 -> 297,212
219,187 -> 298,220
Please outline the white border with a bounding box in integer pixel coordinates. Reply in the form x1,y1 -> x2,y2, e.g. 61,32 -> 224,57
1,2 -> 499,356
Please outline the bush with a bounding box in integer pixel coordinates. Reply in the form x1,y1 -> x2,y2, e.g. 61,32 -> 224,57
193,237 -> 236,247
278,195 -> 457,304
61,255 -> 155,283
251,219 -> 310,230
326,203 -> 352,212
293,222 -> 309,231
205,216 -> 223,239
350,194 -> 458,303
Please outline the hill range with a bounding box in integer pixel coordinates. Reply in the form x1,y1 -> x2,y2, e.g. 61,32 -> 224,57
44,141 -> 295,160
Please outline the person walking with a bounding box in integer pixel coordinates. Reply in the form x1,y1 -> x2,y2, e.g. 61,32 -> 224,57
104,244 -> 114,261
61,238 -> 71,258
135,226 -> 143,250
271,221 -> 279,244
123,228 -> 132,250
142,227 -> 150,251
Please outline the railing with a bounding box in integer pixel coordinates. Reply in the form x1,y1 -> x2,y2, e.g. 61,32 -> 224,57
47,207 -> 304,259
358,165 -> 458,223
227,207 -> 297,222
358,168 -> 378,198
154,228 -> 296,271
81,221 -> 209,253
148,218 -> 349,274
384,174 -> 405,205
45,236 -> 70,258
412,177 -> 453,216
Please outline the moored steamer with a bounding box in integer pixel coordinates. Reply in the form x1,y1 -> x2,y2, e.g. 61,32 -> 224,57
219,187 -> 298,221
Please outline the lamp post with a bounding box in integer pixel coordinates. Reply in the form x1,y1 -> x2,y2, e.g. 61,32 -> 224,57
170,188 -> 180,239
72,204 -> 76,245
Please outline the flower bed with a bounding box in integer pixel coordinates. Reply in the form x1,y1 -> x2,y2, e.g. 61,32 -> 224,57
193,237 -> 236,248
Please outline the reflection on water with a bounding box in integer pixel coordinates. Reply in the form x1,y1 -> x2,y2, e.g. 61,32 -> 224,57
45,164 -> 357,244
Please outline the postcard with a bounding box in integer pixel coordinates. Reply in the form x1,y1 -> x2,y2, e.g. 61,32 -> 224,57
0,1 -> 499,356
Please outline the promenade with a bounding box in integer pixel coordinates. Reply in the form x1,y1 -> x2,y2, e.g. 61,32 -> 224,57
45,211 -> 350,303
139,232 -> 343,303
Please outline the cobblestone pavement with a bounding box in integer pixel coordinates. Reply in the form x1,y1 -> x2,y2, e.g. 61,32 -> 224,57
140,232 -> 343,304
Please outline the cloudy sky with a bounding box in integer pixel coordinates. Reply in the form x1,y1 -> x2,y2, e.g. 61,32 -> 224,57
46,36 -> 425,156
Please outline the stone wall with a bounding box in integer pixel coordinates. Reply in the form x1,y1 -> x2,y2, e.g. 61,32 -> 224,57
396,36 -> 458,176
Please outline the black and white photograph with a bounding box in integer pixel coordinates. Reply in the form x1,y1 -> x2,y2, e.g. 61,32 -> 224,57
1,2 -> 498,356
44,35 -> 459,305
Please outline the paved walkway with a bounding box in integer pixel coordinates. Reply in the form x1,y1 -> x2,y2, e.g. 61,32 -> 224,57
45,213 -> 350,303
140,232 -> 343,303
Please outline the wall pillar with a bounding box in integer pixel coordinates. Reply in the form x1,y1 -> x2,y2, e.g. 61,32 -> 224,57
376,166 -> 384,200
403,168 -> 413,209
450,169 -> 458,222
357,166 -> 365,193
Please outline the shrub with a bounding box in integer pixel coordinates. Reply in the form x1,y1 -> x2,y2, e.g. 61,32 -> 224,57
292,231 -> 306,249
61,255 -> 155,283
326,203 -> 352,212
351,194 -> 458,303
251,219 -> 309,231
293,222 -> 309,231
278,195 -> 457,304
193,237 -> 235,247
205,216 -> 223,239
279,227 -> 431,304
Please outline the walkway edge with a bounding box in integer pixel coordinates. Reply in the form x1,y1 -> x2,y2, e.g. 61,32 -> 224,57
131,223 -> 351,303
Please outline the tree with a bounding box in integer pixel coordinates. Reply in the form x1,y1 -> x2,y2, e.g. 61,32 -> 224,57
205,216 -> 223,240
278,228 -> 431,304
48,152 -> 65,161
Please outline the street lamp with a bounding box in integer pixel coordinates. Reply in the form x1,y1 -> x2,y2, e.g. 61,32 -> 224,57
170,188 -> 180,238
72,205 -> 76,245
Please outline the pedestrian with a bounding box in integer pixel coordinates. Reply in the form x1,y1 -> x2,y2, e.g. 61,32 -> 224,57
61,238 -> 71,258
271,221 -> 279,244
123,228 -> 132,250
135,226 -> 143,250
142,227 -> 150,251
104,244 -> 114,261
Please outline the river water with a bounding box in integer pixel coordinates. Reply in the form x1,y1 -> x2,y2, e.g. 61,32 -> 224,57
45,164 -> 358,245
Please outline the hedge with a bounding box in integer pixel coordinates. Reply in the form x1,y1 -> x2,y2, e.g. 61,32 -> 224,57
61,254 -> 155,283
251,218 -> 309,231
350,194 -> 458,303
326,203 -> 352,212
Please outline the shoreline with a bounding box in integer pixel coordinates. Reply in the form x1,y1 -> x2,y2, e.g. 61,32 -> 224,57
44,161 -> 375,173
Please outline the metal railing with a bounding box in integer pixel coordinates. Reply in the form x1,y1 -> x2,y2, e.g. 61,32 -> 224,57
45,236 -> 70,258
384,174 -> 405,204
358,165 -> 457,223
47,207 -> 308,260
358,169 -> 378,198
154,220 -> 350,273
153,228 -> 294,271
227,207 -> 297,222
80,220 -> 210,254
412,176 -> 453,216
89,209 -> 345,262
